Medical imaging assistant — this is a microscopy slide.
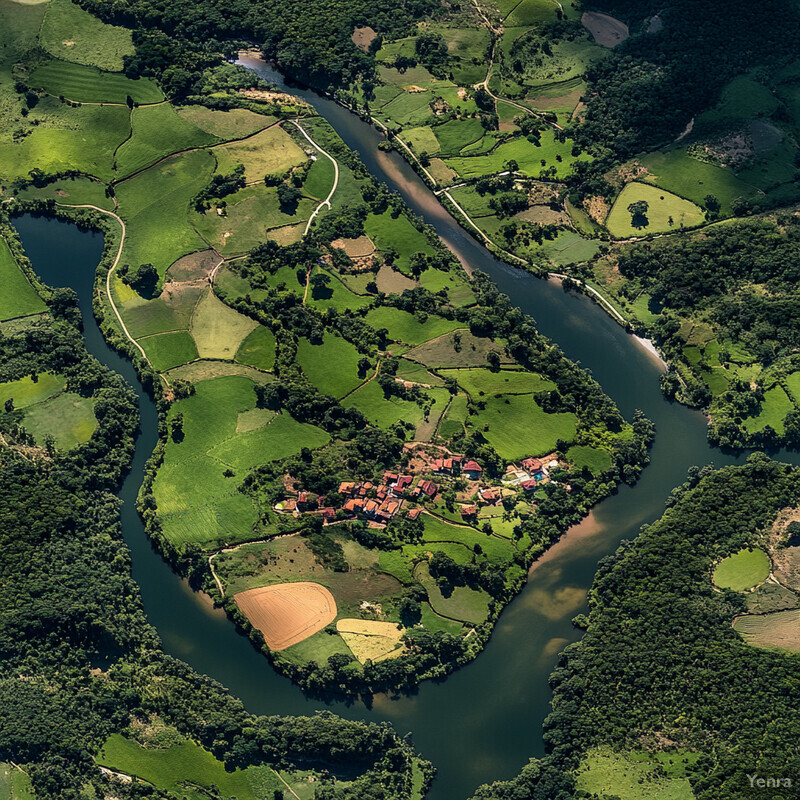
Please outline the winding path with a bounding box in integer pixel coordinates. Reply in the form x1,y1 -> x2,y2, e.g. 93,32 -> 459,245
290,119 -> 340,235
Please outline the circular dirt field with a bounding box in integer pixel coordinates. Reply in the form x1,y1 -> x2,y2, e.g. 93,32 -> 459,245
581,12 -> 629,47
234,582 -> 337,650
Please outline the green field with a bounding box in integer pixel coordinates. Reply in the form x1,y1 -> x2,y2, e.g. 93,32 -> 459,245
16,175 -> 115,210
472,393 -> 577,460
0,237 -> 47,321
365,307 -> 463,346
422,514 -> 514,565
364,211 -> 435,271
434,118 -> 486,155
214,123 -> 306,181
189,288 -> 259,360
98,734 -> 281,799
742,385 -> 794,435
713,548 -> 770,592
176,105 -> 274,140
30,59 -> 162,104
116,103 -> 216,177
296,334 -> 365,397
606,183 -> 706,238
39,0 -> 135,71
416,563 -> 491,624
575,748 -> 696,800
439,367 -> 554,396
566,444 -> 612,474
235,326 -> 276,371
0,373 -> 65,408
0,763 -> 34,800
138,331 -> 199,371
116,148 -> 215,274
504,0 -> 563,25
346,379 -> 429,429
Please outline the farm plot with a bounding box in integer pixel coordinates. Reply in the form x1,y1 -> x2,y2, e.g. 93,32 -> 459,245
713,548 -> 770,591
504,0 -> 563,25
0,762 -> 33,800
433,118 -> 486,156
471,394 -> 577,460
305,268 -> 373,313
115,148 -> 215,275
235,582 -> 337,650
296,333 -> 364,397
176,105 -> 274,140
39,0 -> 135,71
17,175 -> 114,211
581,12 -> 629,47
346,379 -> 429,429
566,444 -> 612,474
364,307 -> 464,346
337,619 -> 406,663
98,734 -> 281,799
439,367 -> 554,396
138,331 -> 198,372
114,281 -> 203,339
235,326 -> 276,371
743,386 -> 793,435
605,183 -> 705,238
115,103 -> 217,177
405,330 -> 514,368
0,236 -> 47,320
29,59 -> 162,104
734,609 -> 800,653
364,211 -> 435,272
213,123 -> 306,181
189,288 -> 259,360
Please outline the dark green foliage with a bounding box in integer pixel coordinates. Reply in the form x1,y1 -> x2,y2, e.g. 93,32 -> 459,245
118,261 -> 159,298
194,163 -> 246,210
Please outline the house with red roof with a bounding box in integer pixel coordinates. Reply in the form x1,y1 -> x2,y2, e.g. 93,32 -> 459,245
461,505 -> 477,519
463,460 -> 483,480
407,507 -> 422,520
417,479 -> 438,499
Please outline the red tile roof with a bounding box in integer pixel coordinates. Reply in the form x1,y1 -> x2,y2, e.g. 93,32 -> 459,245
461,505 -> 477,517
418,479 -> 438,496
407,507 -> 422,519
463,460 -> 482,473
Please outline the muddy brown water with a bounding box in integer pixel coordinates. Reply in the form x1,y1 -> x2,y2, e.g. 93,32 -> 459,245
11,57 -> 800,798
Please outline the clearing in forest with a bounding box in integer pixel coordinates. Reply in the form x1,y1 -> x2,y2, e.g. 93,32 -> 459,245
734,609 -> 800,652
581,12 -> 629,47
234,582 -> 337,650
713,548 -> 770,592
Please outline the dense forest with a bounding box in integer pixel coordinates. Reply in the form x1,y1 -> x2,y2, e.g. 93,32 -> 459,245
0,231 -> 428,797
469,455 -> 800,799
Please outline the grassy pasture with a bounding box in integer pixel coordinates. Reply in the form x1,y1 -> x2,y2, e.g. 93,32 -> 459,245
440,367 -> 554,396
0,763 -> 34,800
422,514 -> 514,566
504,0 -> 563,25
346,379 -> 428,428
302,153 -> 337,200
605,183 -> 706,238
434,118 -> 485,156
235,326 -> 276,371
189,288 -> 259,360
0,373 -> 65,408
138,331 -> 198,372
192,184 -> 314,255
415,563 -> 491,624
379,91 -> 436,127
296,333 -> 364,397
566,444 -> 612,474
472,394 -> 577,460
734,609 -> 800,653
214,123 -> 306,181
364,211 -> 434,272
438,393 -> 468,438
406,330 -> 513,368
306,268 -> 373,312
403,125 -> 441,155
39,0 -> 135,71
640,149 -> 756,215
699,75 -> 777,125
30,59 -> 162,104
176,105 -> 273,140
22,391 -> 97,449
0,236 -> 47,320
575,748 -> 696,800
116,103 -> 217,177
116,148 -> 215,275
418,267 -> 475,305
784,371 -> 800,403
713,548 -> 770,591
365,307 -> 463,346
538,230 -> 600,266
116,282 -> 203,339
0,97 -> 129,182
17,175 -> 114,210
743,385 -> 793,435
98,734 -> 281,799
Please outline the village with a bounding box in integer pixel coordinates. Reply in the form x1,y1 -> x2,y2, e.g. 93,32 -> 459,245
274,444 -> 570,529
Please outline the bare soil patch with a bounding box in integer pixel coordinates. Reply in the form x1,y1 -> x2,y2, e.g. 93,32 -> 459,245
581,12 -> 629,47
376,264 -> 417,294
337,619 -> 406,663
235,582 -> 337,650
514,205 -> 570,226
734,609 -> 800,652
406,330 -> 513,368
768,507 -> 800,592
428,158 -> 459,185
166,249 -> 220,282
331,235 -> 376,258
351,26 -> 377,52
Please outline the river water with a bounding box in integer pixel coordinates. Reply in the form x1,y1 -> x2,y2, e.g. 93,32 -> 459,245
12,59 -> 800,799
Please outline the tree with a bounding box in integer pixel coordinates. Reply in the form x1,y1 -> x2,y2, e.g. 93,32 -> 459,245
120,262 -> 159,298
627,200 -> 649,229
277,183 -> 302,213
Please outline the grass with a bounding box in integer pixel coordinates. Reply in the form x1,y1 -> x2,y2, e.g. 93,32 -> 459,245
434,118 -> 486,156
191,184 -> 314,255
713,548 -> 770,592
302,153 -> 337,200
605,183 -> 706,238
17,175 -> 114,210
236,326 -> 276,371
30,59 -> 162,104
640,149 -> 756,215
0,373 -> 65,408
117,282 -> 203,339
365,307 -> 463,346
23,391 -> 97,450
540,230 -> 601,266
214,123 -> 306,181
743,385 -> 793,435
98,734 -> 281,800
734,609 -> 800,653
566,444 -> 612,474
39,0 -> 135,71
189,288 -> 259,360
0,763 -> 34,800
0,236 -> 47,320
439,367 -> 554,396
406,330 -> 513,367
403,125 -> 441,155
415,563 -> 491,624
364,211 -> 434,272
575,748 -> 696,800
379,91 -> 436,127
116,103 -> 217,178
438,393 -> 468,438
504,0 -> 562,25
471,394 -> 577,460
296,334 -> 365,398
445,128 -> 589,179
699,75 -> 777,125
346,379 -> 428,428
422,514 -> 514,566
116,148 -> 215,275
138,331 -> 199,372
306,268 -> 373,312
0,96 -> 130,183
176,105 -> 273,140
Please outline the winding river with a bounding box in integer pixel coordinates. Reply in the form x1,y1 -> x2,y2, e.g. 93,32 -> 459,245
12,58 -> 800,799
